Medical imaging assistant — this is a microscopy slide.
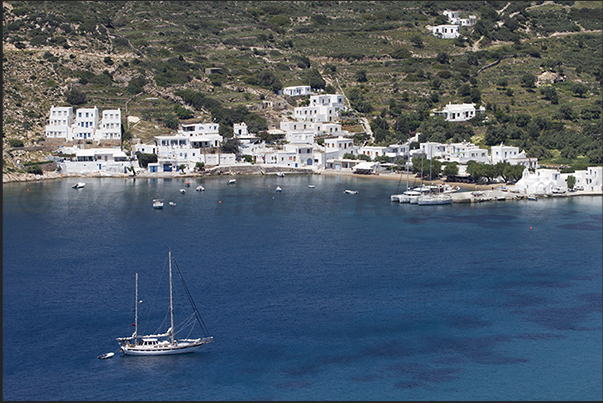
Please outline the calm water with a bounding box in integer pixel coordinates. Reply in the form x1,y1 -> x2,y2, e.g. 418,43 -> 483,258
3,175 -> 602,400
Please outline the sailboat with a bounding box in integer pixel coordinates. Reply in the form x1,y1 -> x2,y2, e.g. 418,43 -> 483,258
116,250 -> 213,356
390,141 -> 420,203
417,148 -> 452,206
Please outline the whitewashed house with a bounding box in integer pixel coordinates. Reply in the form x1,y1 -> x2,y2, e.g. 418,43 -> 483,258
58,147 -> 131,174
432,103 -> 486,122
442,141 -> 490,164
443,10 -> 477,26
97,109 -> 122,141
353,161 -> 381,174
45,106 -> 74,140
431,24 -> 460,39
233,122 -> 249,137
44,105 -> 121,143
294,94 -> 346,123
282,85 -> 312,96
358,145 -> 390,160
323,136 -> 356,159
490,143 -> 538,169
562,167 -> 603,192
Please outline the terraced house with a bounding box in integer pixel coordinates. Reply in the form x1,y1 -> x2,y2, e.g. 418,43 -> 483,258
44,105 -> 122,145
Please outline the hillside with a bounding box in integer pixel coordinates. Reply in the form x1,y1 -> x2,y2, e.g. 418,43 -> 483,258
2,0 -> 602,175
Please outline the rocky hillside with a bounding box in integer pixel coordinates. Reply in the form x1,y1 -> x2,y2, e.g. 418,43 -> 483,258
3,1 -> 602,175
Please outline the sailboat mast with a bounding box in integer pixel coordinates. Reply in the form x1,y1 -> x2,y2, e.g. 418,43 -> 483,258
168,250 -> 175,344
134,272 -> 138,338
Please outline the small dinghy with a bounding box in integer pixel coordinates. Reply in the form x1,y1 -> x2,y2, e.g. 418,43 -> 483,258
179,189 -> 186,194
97,352 -> 114,360
169,201 -> 176,206
308,185 -> 315,188
72,182 -> 85,189
343,189 -> 358,194
275,186 -> 282,192
227,179 -> 236,184
196,185 -> 205,191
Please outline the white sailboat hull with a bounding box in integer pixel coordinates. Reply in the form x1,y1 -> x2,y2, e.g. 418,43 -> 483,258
121,337 -> 213,356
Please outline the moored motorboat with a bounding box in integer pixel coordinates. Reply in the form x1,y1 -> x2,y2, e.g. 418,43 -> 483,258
275,186 -> 282,192
153,199 -> 164,209
72,182 -> 85,189
179,189 -> 186,194
227,178 -> 236,184
343,189 -> 358,194
196,185 -> 204,191
97,352 -> 114,360
308,185 -> 315,188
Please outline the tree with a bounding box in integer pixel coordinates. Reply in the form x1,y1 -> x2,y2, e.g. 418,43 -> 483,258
391,48 -> 411,59
442,162 -> 459,178
221,138 -> 240,155
306,68 -> 326,90
410,34 -> 423,48
571,82 -> 588,98
520,72 -> 536,88
65,88 -> 87,105
436,52 -> 449,64
162,113 -> 179,130
354,70 -> 367,82
566,175 -> 576,190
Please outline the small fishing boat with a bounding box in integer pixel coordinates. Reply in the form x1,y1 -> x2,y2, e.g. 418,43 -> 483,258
179,189 -> 186,194
308,185 -> 315,188
184,182 -> 191,187
196,185 -> 204,191
275,186 -> 282,192
343,189 -> 358,194
527,195 -> 538,201
227,178 -> 236,184
169,201 -> 176,206
153,199 -> 164,209
97,352 -> 114,360
276,172 -> 285,177
72,182 -> 85,189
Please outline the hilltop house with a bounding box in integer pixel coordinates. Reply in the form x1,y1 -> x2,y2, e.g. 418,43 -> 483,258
282,85 -> 312,96
45,105 -> 122,145
443,10 -> 477,26
432,103 -> 486,122
431,24 -> 460,39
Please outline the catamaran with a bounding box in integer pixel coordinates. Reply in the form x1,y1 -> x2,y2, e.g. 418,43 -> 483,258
117,250 -> 213,356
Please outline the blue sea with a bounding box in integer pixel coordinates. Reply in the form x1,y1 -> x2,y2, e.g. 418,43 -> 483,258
3,174 -> 602,401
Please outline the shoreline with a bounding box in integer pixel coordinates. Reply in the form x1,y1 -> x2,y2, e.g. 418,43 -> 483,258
3,168 -> 601,201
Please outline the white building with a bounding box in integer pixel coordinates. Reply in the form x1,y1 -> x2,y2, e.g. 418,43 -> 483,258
45,106 -> 74,140
97,109 -> 122,141
443,10 -> 477,26
282,85 -> 312,96
514,168 -> 567,195
44,105 -> 121,143
432,103 -> 486,122
294,94 -> 346,123
233,122 -> 249,137
323,136 -> 356,159
562,166 -> 603,192
490,143 -> 538,169
431,24 -> 460,39
58,147 -> 131,174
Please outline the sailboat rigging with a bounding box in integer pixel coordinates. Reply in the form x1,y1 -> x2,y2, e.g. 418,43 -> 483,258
116,250 -> 213,356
